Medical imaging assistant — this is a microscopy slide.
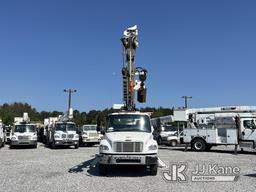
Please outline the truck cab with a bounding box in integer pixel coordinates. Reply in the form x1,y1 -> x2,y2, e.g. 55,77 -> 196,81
79,124 -> 102,146
11,123 -> 37,148
98,112 -> 158,175
47,121 -> 79,149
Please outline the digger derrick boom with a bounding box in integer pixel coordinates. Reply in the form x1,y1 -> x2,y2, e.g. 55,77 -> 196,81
121,25 -> 147,111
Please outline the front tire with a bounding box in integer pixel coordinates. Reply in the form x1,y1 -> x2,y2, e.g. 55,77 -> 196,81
98,164 -> 108,176
157,137 -> 162,145
74,144 -> 79,149
192,139 -> 206,151
51,141 -> 56,149
149,164 -> 158,175
170,140 -> 177,147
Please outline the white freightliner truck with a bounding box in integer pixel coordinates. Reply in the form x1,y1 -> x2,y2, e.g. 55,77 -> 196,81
10,113 -> 37,148
97,25 -> 158,175
173,106 -> 256,152
0,119 -> 5,148
44,109 -> 79,149
79,124 -> 102,146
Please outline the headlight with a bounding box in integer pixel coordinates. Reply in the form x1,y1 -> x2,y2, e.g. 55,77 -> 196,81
32,136 -> 37,140
54,134 -> 60,139
148,144 -> 157,151
83,132 -> 87,135
11,136 -> 17,141
99,145 -> 109,151
75,135 -> 79,138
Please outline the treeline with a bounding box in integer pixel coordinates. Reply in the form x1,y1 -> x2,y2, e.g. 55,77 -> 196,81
0,102 -> 173,126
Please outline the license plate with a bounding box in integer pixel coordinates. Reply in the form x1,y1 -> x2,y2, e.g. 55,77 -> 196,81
115,156 -> 141,160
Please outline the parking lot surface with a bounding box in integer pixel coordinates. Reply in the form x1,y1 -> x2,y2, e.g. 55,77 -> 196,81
0,143 -> 256,192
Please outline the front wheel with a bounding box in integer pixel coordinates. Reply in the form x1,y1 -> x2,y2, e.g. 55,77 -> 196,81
192,139 -> 206,151
98,164 -> 108,176
74,144 -> 79,149
157,137 -> 162,145
51,141 -> 56,149
149,164 -> 158,176
170,140 -> 177,147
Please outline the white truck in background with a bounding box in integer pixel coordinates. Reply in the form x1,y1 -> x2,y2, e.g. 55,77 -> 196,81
0,119 -> 5,148
44,109 -> 79,149
79,124 -> 102,146
10,113 -> 37,148
173,106 -> 256,153
154,125 -> 183,146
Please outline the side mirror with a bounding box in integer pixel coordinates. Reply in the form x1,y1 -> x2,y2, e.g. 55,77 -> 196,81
100,129 -> 105,135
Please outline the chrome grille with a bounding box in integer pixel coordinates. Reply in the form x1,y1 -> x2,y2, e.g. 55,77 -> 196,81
89,133 -> 99,138
18,136 -> 29,140
68,134 -> 74,139
114,142 -> 143,152
61,134 -> 66,138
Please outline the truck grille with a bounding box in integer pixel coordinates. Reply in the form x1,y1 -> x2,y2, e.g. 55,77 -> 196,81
114,142 -> 143,152
62,134 -> 67,139
18,136 -> 29,140
68,134 -> 74,139
89,133 -> 98,138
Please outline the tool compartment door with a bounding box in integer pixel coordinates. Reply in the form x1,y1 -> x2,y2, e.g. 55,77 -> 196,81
226,129 -> 238,144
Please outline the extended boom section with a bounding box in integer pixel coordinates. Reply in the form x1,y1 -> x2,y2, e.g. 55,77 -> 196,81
121,25 -> 147,111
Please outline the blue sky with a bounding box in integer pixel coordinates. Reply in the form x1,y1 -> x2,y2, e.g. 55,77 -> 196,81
0,0 -> 256,112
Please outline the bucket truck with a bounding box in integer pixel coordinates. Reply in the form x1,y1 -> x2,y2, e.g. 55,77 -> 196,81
44,108 -> 79,149
172,106 -> 256,153
10,113 -> 37,148
97,25 -> 158,176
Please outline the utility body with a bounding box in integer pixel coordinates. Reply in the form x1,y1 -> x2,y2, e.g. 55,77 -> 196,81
172,106 -> 256,152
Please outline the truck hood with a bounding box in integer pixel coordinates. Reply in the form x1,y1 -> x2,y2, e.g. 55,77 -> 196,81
105,132 -> 153,143
13,132 -> 36,136
55,131 -> 77,134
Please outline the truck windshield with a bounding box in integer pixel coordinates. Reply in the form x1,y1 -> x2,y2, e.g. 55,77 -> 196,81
107,114 -> 151,133
83,125 -> 96,131
55,123 -> 76,132
14,125 -> 36,133
163,126 -> 177,132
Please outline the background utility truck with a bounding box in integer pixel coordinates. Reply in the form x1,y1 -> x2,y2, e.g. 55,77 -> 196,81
97,25 -> 158,176
44,109 -> 79,149
10,113 -> 37,148
0,119 -> 5,148
79,124 -> 102,146
173,106 -> 256,153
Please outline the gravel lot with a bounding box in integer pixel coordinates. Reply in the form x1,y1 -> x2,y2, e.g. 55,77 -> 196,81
0,143 -> 255,192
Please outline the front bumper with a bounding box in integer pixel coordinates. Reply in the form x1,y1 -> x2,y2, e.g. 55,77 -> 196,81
11,140 -> 37,146
82,138 -> 100,143
98,153 -> 158,165
54,140 -> 78,146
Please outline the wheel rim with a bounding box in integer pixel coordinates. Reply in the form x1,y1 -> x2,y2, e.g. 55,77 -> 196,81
194,141 -> 202,150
